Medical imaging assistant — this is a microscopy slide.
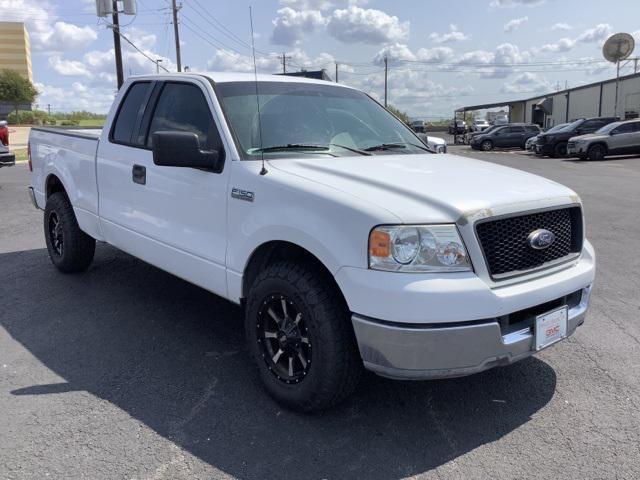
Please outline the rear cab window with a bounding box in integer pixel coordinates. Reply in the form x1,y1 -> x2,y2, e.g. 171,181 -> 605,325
110,82 -> 152,145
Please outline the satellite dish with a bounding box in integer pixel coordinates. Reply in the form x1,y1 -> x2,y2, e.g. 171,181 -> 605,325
602,33 -> 635,63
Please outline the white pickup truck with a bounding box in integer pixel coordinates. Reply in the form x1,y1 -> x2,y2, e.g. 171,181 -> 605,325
28,73 -> 595,412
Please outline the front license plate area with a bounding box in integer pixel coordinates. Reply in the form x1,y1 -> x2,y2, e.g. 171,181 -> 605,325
535,306 -> 568,351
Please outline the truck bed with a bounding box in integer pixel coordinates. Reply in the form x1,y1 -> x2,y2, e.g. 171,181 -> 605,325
31,126 -> 102,140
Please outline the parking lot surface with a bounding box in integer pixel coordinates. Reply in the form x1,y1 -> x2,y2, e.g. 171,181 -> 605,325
1,147 -> 640,479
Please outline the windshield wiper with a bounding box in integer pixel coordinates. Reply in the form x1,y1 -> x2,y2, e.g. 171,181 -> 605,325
252,144 -> 331,153
252,143 -> 372,156
364,141 -> 431,152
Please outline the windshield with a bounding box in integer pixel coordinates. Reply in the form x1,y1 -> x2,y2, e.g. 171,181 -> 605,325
595,121 -> 622,134
216,81 -> 429,159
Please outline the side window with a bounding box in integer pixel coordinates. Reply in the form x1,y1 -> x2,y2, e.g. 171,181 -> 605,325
510,126 -> 525,133
525,125 -> 539,132
582,120 -> 604,131
112,82 -> 150,144
147,83 -> 222,152
613,123 -> 635,134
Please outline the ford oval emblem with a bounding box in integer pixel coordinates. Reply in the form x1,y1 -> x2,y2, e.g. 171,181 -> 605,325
528,229 -> 556,250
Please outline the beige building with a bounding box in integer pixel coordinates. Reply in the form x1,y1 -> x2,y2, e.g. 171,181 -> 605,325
0,22 -> 33,82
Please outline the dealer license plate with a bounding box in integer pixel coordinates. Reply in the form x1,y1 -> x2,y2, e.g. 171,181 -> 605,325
535,306 -> 568,351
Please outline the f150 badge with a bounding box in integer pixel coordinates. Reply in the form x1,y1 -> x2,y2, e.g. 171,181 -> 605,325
231,188 -> 255,202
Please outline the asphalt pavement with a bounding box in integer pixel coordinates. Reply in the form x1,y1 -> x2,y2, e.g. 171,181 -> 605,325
1,147 -> 640,479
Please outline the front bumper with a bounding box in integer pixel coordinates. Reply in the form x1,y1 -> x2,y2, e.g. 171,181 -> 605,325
0,152 -> 15,167
352,285 -> 592,380
567,143 -> 585,156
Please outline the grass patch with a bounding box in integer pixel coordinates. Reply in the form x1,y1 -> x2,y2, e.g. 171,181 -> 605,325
13,148 -> 28,162
77,119 -> 105,127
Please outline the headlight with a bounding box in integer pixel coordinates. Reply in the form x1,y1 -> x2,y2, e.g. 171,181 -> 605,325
369,225 -> 472,272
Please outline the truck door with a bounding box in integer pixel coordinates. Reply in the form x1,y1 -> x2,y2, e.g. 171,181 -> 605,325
97,79 -> 230,297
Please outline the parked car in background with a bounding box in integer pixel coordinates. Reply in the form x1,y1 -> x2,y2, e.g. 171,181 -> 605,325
470,124 -> 541,151
416,132 -> 447,153
410,120 -> 426,133
0,120 -> 9,146
491,116 -> 508,126
0,143 -> 15,167
448,118 -> 466,134
470,119 -> 490,132
568,119 -> 640,160
536,117 -> 618,158
527,123 -> 569,152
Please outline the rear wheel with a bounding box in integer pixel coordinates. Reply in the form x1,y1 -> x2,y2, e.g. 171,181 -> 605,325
44,192 -> 95,272
553,142 -> 567,158
587,144 -> 606,161
481,140 -> 493,151
245,261 -> 362,412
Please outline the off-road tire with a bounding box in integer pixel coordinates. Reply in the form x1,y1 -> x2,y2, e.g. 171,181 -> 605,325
245,261 -> 362,412
44,192 -> 95,272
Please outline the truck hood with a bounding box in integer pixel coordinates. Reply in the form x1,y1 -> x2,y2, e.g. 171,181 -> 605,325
270,153 -> 578,224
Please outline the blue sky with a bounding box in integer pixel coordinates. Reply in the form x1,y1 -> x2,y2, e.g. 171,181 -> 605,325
1,0 -> 639,117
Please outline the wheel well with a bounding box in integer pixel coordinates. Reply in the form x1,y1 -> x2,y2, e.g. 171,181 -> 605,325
45,174 -> 67,199
242,241 -> 347,307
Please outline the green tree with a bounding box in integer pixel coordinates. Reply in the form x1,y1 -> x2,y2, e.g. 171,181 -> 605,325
0,69 -> 39,123
386,104 -> 411,124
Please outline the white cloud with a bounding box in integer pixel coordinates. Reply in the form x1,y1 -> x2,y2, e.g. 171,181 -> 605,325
537,23 -> 612,54
328,6 -> 409,44
206,48 -> 343,75
500,72 -> 552,93
34,81 -> 117,113
0,0 -> 97,51
550,22 -> 573,31
48,55 -> 92,77
504,16 -> 528,33
373,44 -> 456,67
271,7 -> 327,45
279,0 -> 367,9
429,24 -> 468,44
490,0 -> 544,7
455,43 -> 531,78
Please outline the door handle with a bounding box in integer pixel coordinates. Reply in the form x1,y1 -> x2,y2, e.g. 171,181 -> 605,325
132,164 -> 146,185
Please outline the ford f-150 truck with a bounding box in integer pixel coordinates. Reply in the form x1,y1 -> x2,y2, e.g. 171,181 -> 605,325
28,73 -> 595,412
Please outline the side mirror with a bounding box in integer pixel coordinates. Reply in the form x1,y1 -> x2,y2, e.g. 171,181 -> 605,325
152,131 -> 223,172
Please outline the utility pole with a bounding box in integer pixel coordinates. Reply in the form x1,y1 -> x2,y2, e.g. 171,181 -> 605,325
634,57 -> 638,74
47,104 -> 51,116
335,62 -> 338,83
112,0 -> 124,89
384,56 -> 388,107
172,0 -> 182,72
282,53 -> 286,74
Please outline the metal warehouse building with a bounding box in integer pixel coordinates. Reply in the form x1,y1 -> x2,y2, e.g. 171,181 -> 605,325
458,71 -> 640,128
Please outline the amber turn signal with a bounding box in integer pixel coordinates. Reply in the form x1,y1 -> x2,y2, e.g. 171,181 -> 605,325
369,229 -> 390,258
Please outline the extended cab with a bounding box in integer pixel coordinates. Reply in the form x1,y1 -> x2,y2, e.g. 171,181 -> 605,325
28,73 -> 595,412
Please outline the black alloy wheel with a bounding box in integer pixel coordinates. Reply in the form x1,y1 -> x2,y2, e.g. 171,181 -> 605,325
257,294 -> 312,384
48,211 -> 64,257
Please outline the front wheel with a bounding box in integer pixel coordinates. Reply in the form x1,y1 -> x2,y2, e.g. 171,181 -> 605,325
44,192 -> 95,272
481,140 -> 493,151
245,261 -> 362,412
587,144 -> 606,161
553,142 -> 567,158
